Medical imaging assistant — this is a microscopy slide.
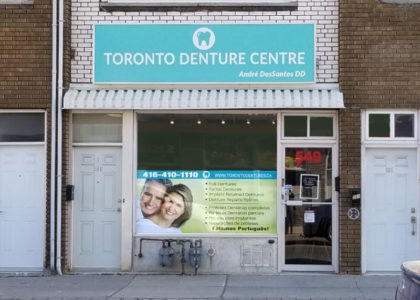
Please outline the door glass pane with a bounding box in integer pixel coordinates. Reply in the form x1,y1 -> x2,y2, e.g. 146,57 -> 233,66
0,113 -> 44,142
369,114 -> 390,137
310,117 -> 333,137
285,147 -> 332,265
72,114 -> 122,143
284,116 -> 307,137
285,148 -> 332,203
395,114 -> 414,138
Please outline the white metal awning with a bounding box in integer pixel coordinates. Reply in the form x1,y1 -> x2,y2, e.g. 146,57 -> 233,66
63,85 -> 344,110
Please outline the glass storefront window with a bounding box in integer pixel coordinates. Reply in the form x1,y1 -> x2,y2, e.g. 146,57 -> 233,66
72,113 -> 122,143
0,113 -> 44,142
136,114 -> 277,235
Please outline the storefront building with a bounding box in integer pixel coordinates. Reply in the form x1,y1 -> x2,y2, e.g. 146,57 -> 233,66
0,0 -> 52,272
340,0 -> 420,274
64,0 -> 343,273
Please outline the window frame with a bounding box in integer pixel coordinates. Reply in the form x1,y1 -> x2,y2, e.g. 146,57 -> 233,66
0,110 -> 46,145
71,111 -> 124,146
134,110 -> 280,238
281,113 -> 337,140
366,110 -> 417,141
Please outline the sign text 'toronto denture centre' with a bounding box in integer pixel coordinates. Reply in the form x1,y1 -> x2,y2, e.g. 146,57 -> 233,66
103,51 -> 307,66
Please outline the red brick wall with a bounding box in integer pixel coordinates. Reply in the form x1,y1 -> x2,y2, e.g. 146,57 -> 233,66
339,0 -> 420,274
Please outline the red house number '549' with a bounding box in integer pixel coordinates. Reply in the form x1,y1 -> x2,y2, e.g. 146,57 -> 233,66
295,150 -> 322,163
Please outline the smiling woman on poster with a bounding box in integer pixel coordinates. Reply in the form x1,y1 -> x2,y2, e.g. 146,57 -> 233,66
137,184 -> 194,233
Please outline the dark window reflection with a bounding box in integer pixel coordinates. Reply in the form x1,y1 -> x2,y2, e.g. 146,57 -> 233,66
310,117 -> 334,137
137,114 -> 276,171
395,114 -> 414,138
285,205 -> 332,265
284,116 -> 307,137
0,113 -> 44,142
369,114 -> 390,137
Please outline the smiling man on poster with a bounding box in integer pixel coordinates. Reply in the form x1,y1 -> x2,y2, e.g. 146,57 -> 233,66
136,179 -> 176,233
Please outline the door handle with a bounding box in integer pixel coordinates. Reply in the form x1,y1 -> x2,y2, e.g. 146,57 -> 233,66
284,200 -> 303,206
117,208 -> 121,213
411,216 -> 416,236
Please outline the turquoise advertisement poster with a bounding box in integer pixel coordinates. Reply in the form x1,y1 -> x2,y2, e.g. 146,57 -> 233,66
94,24 -> 315,83
135,170 -> 277,234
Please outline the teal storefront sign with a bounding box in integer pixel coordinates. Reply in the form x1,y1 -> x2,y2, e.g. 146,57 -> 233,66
94,24 -> 315,83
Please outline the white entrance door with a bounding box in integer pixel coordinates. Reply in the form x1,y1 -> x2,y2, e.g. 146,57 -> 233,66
72,147 -> 122,270
0,145 -> 46,271
365,148 -> 418,271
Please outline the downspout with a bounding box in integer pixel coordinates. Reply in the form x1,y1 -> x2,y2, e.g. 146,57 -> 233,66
56,0 -> 64,276
50,0 -> 57,272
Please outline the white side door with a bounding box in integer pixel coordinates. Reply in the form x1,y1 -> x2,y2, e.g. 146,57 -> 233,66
365,148 -> 418,271
72,147 -> 122,270
0,145 -> 46,271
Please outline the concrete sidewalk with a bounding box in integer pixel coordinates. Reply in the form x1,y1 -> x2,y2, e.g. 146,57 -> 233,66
0,273 -> 400,300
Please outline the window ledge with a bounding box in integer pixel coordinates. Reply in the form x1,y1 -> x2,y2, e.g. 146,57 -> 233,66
100,0 -> 297,7
0,0 -> 33,4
